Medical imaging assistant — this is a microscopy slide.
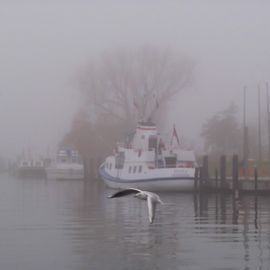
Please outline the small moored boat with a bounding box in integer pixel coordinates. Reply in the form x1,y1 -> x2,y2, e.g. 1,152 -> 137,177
16,158 -> 46,178
46,146 -> 84,180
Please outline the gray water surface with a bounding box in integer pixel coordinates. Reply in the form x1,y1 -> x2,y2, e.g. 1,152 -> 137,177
0,174 -> 269,270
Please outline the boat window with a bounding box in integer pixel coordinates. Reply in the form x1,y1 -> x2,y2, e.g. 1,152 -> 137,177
22,161 -> 28,167
115,152 -> 125,169
138,165 -> 142,173
128,166 -> 132,173
165,156 -> 177,168
148,135 -> 157,150
110,163 -> 112,170
133,166 -> 137,173
157,159 -> 164,168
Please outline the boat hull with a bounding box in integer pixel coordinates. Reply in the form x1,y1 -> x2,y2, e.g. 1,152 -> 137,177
99,165 -> 195,191
46,167 -> 84,180
16,167 -> 47,179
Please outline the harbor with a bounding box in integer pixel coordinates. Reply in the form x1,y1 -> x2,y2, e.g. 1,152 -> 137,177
2,2 -> 270,269
0,173 -> 269,270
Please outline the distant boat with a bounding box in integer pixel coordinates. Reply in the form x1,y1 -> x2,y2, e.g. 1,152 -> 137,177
16,158 -> 46,178
99,121 -> 197,191
46,146 -> 84,180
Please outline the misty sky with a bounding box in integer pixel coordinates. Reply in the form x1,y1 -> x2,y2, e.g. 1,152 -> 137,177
1,0 -> 270,158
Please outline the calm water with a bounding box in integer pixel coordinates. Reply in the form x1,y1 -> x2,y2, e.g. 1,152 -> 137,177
0,174 -> 270,270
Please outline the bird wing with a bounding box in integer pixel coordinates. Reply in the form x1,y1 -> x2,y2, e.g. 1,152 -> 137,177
147,196 -> 157,224
108,188 -> 141,198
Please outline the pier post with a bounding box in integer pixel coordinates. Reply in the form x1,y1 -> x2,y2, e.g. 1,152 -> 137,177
202,155 -> 209,188
199,166 -> 204,190
254,167 -> 258,192
220,155 -> 226,189
232,154 -> 239,198
194,167 -> 199,191
94,158 -> 101,179
254,166 -> 258,228
215,168 -> 219,191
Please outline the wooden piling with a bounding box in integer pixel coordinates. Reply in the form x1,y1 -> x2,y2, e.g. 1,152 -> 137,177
254,167 -> 258,192
202,155 -> 209,188
95,157 -> 102,179
220,155 -> 226,189
232,154 -> 239,198
203,155 -> 209,179
215,168 -> 218,191
254,166 -> 258,228
199,166 -> 204,190
254,195 -> 258,229
194,167 -> 199,191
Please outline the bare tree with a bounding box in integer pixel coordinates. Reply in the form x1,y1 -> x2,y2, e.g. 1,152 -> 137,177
64,47 -> 193,161
79,46 -> 193,127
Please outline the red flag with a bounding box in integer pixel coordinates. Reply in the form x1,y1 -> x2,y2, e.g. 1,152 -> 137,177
170,125 -> 180,146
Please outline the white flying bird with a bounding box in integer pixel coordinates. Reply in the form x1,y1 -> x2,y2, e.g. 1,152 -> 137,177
108,188 -> 164,224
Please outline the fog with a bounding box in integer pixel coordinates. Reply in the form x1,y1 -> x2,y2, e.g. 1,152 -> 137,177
1,0 -> 270,158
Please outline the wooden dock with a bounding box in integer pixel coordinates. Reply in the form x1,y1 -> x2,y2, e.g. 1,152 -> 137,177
196,155 -> 270,193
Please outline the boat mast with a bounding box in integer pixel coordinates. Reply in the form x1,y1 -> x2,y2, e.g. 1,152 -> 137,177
257,84 -> 262,162
266,82 -> 270,160
242,86 -> 248,177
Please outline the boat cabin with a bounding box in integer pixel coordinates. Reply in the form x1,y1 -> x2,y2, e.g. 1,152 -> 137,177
56,146 -> 82,164
132,121 -> 158,151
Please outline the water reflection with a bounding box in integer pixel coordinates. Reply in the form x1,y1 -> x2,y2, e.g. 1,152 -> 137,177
193,192 -> 270,270
0,175 -> 270,269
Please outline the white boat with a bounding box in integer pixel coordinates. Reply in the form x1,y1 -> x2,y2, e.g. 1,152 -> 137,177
46,146 -> 84,180
16,158 -> 46,178
99,121 -> 197,191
